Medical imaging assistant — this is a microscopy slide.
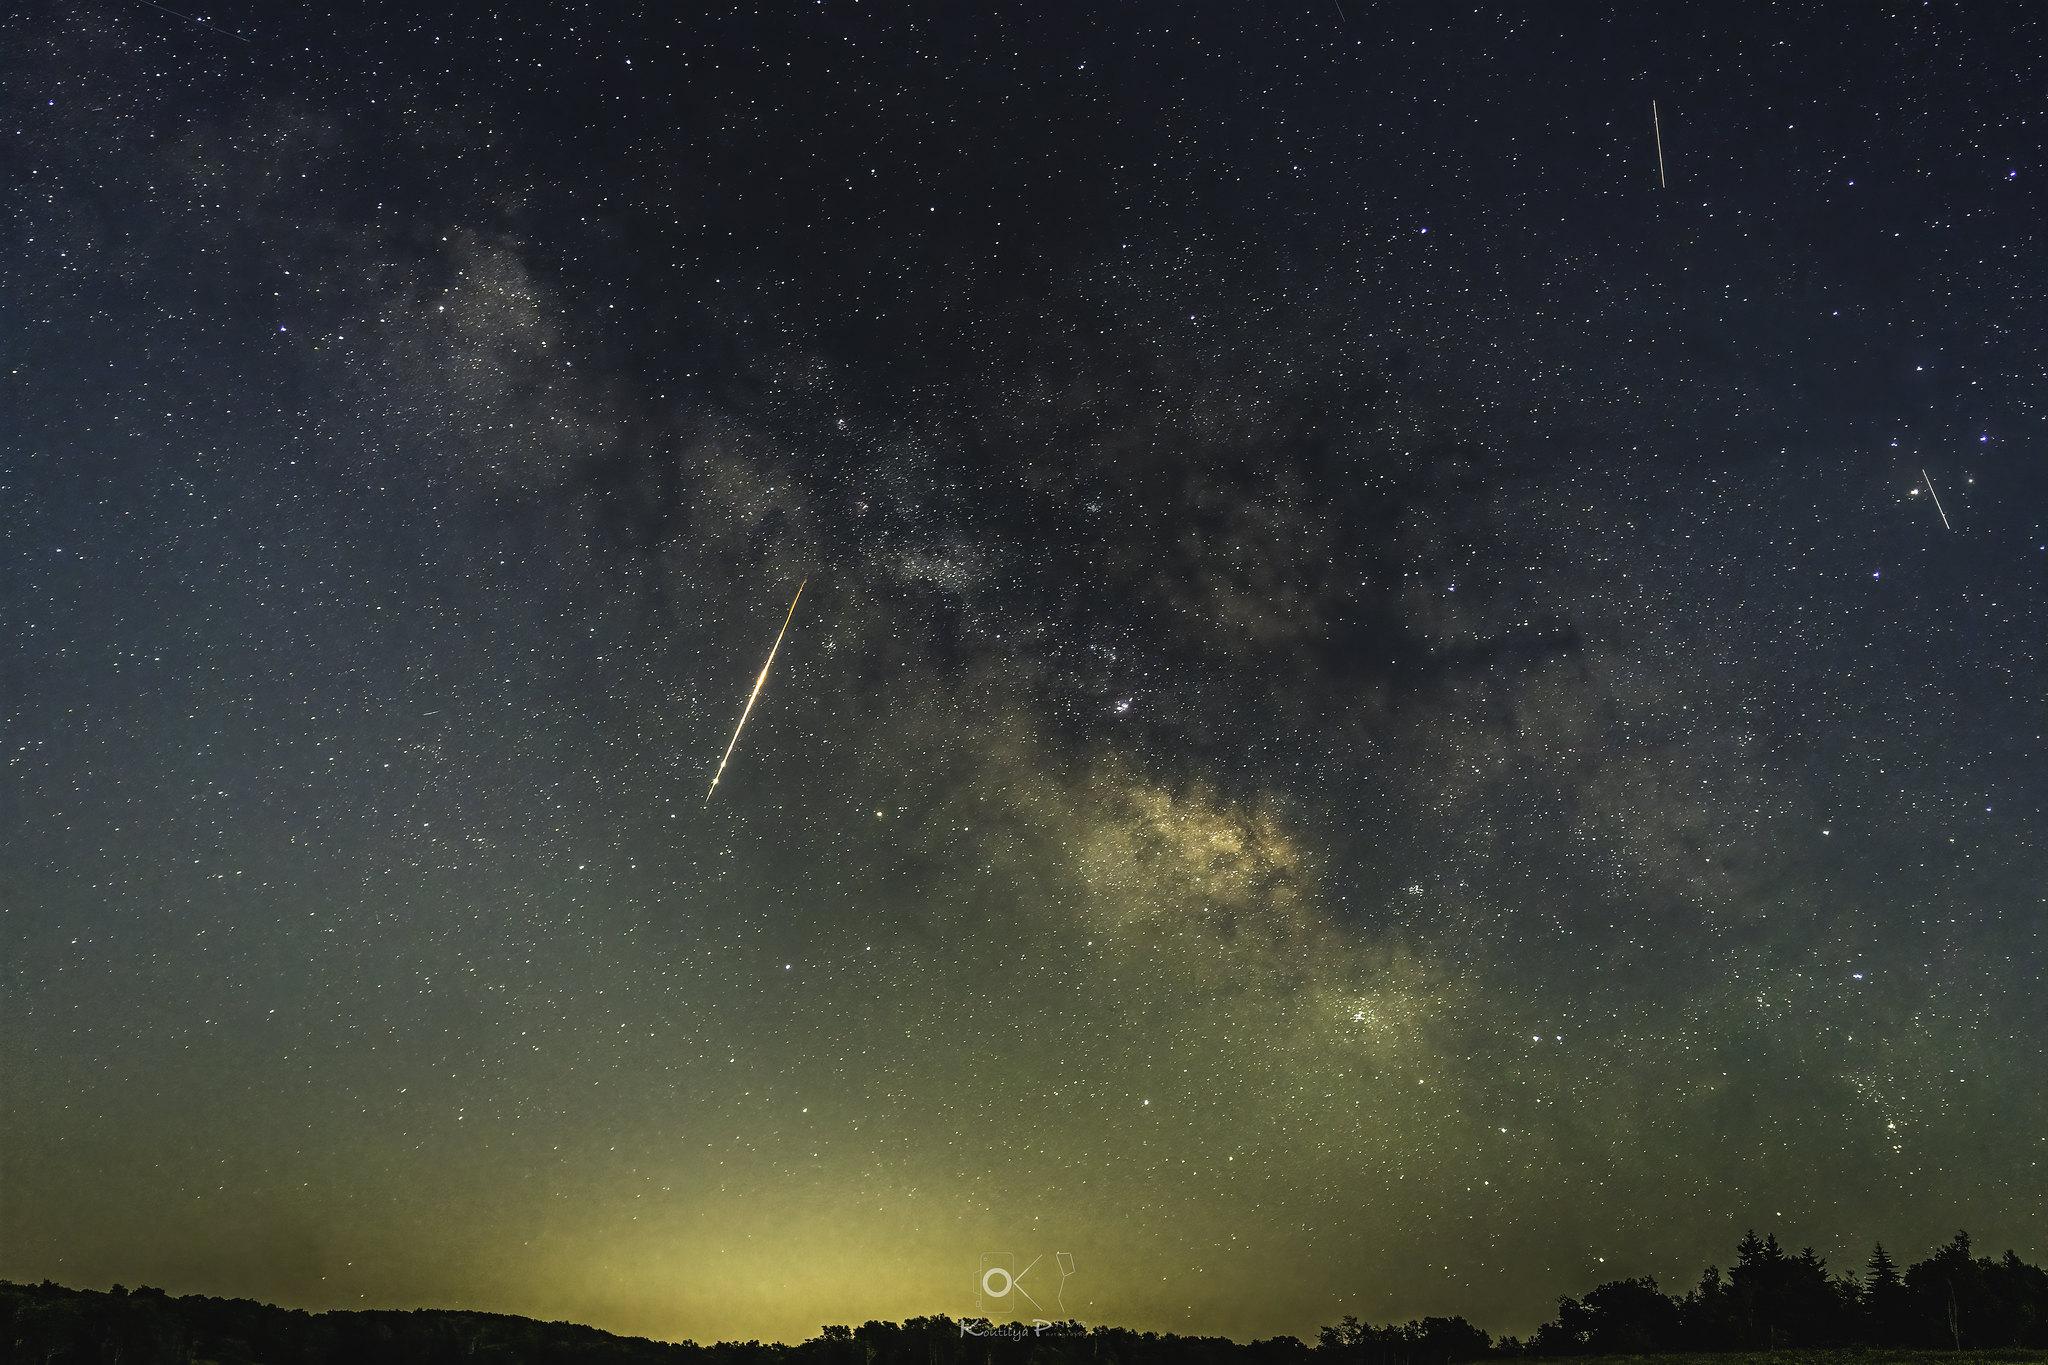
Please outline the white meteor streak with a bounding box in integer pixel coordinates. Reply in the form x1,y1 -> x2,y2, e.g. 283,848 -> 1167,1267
1653,100 -> 1668,190
705,578 -> 808,803
1921,469 -> 1951,531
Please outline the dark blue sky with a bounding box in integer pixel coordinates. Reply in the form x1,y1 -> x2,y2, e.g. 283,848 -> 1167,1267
3,0 -> 2043,1344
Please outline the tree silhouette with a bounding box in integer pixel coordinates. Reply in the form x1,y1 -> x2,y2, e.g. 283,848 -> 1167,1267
1861,1241 -> 1905,1343
6,1225 -> 2048,1362
1533,1278 -> 1679,1355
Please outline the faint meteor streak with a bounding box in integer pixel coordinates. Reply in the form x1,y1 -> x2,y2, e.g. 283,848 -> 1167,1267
1652,100 -> 1668,189
1921,469 -> 1952,530
705,578 -> 808,803
137,0 -> 253,42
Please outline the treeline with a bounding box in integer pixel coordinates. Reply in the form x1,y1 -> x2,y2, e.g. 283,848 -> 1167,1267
0,1285 -> 1297,1365
1500,1229 -> 2048,1357
1323,1230 -> 2048,1360
3,1228 -> 2044,1364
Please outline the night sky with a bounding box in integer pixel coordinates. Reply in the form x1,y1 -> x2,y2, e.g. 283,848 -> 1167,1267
4,0 -> 2045,1348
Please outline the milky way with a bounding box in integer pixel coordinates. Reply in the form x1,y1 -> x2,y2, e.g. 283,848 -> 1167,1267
3,1 -> 2043,1347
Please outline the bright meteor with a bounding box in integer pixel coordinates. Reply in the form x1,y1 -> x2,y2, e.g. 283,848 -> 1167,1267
705,578 -> 808,803
1920,468 -> 1952,531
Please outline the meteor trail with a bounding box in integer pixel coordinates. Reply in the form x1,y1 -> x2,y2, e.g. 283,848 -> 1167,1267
1921,469 -> 1952,531
705,578 -> 808,803
1652,100 -> 1668,189
137,0 -> 254,42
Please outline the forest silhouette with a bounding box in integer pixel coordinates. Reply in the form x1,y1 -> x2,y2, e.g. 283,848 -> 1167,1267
6,1228 -> 2045,1363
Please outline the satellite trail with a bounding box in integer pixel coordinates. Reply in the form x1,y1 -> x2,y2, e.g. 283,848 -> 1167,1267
705,579 -> 809,803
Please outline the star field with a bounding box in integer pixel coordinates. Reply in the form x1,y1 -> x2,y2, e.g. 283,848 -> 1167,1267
2,0 -> 2044,1348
